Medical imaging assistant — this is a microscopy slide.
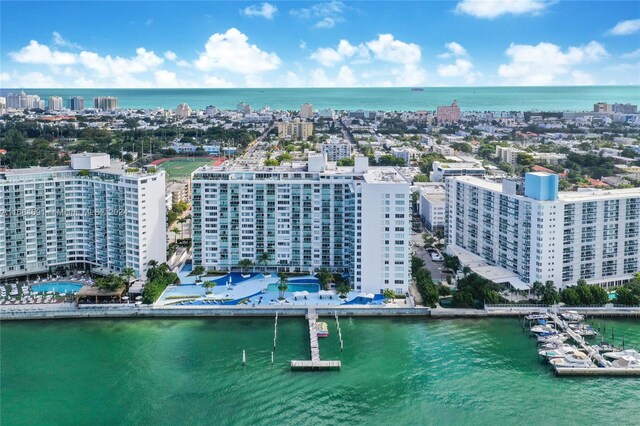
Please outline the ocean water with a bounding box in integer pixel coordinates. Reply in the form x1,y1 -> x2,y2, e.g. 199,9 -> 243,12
1,86 -> 638,112
1,317 -> 639,425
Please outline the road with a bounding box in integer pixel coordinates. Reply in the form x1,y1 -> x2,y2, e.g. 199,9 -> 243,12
241,122 -> 275,160
410,232 -> 446,283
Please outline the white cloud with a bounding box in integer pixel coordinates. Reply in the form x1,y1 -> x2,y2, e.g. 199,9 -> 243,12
10,40 -> 77,65
203,75 -> 235,88
571,70 -> 595,85
299,41 -> 307,50
309,39 -> 368,66
145,19 -> 154,26
154,70 -> 188,88
78,47 -> 164,79
194,28 -> 280,74
309,65 -> 357,87
241,3 -> 278,20
621,49 -> 640,59
176,60 -> 190,68
498,41 -> 608,85
366,34 -> 421,64
52,31 -> 82,49
391,63 -> 427,86
11,72 -> 62,88
455,0 -> 551,19
290,1 -> 346,29
164,50 -> 177,61
438,59 -> 474,77
0,72 -> 10,82
438,42 -> 468,58
608,19 -> 640,36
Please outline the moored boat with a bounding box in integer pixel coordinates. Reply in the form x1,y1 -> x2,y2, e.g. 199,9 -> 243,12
316,322 -> 329,338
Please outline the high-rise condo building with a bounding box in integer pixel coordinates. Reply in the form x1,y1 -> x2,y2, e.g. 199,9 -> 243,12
48,96 -> 63,111
445,172 -> 639,290
0,153 -> 166,279
175,103 -> 192,119
68,96 -> 85,111
320,137 -> 352,161
191,155 -> 412,294
277,118 -> 313,140
300,103 -> 313,119
94,96 -> 119,111
436,100 -> 461,124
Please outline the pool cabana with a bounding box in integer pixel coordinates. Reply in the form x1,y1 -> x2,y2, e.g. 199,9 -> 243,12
75,285 -> 126,304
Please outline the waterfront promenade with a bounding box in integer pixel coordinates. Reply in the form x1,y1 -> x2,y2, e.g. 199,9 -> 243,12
2,302 -> 640,321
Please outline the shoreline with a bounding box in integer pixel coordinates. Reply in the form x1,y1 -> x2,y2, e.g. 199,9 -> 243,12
2,304 -> 640,321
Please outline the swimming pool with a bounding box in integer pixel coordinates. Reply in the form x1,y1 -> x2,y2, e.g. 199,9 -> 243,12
266,283 -> 319,293
31,282 -> 84,294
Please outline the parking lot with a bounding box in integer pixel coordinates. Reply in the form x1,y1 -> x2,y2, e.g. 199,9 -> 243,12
410,232 -> 446,283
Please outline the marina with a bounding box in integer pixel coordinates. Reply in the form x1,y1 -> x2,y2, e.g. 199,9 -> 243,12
290,308 -> 341,371
526,311 -> 640,377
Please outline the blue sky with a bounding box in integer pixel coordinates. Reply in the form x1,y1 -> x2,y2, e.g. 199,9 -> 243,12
1,0 -> 639,88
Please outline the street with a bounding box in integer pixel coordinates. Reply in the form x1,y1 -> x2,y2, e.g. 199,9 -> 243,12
410,232 -> 446,283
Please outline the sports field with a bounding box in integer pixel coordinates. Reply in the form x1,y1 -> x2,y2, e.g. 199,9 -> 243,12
159,159 -> 217,181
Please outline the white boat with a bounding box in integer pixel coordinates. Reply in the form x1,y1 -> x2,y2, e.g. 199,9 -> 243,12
524,313 -> 549,321
569,324 -> 598,337
530,324 -> 556,335
550,351 -> 595,368
611,356 -> 640,368
560,310 -> 584,322
538,345 -> 579,361
602,349 -> 640,361
537,333 -> 569,344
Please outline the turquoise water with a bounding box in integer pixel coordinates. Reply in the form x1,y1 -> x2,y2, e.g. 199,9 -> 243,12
267,283 -> 320,292
2,86 -> 638,111
30,282 -> 83,293
1,317 -> 639,425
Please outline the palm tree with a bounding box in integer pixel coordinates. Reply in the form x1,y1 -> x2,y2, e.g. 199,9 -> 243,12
237,259 -> 253,273
121,267 -> 135,292
171,227 -> 180,243
258,252 -> 271,269
192,265 -> 205,282
531,281 -> 544,300
383,288 -> 396,303
277,274 -> 289,300
462,266 -> 472,278
316,267 -> 334,290
203,280 -> 216,294
177,217 -> 187,235
336,282 -> 351,299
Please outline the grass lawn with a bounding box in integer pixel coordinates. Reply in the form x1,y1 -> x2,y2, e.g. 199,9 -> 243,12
160,159 -> 215,181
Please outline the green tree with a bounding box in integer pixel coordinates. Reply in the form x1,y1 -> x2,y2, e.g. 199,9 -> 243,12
531,281 -> 544,299
121,267 -> 136,292
258,252 -> 271,269
383,288 -> 396,302
560,287 -> 580,306
615,287 -> 639,306
411,256 -> 426,276
444,255 -> 461,273
277,274 -> 289,300
203,280 -> 216,294
192,265 -> 205,282
171,227 -> 180,243
483,288 -> 500,304
413,174 -> 428,182
177,217 -> 187,235
95,274 -> 125,292
336,157 -> 354,166
541,280 -> 560,305
237,259 -> 253,273
452,291 -> 474,308
316,267 -> 334,290
336,281 -> 351,298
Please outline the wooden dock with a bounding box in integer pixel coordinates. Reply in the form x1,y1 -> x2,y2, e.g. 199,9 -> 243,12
290,308 -> 341,371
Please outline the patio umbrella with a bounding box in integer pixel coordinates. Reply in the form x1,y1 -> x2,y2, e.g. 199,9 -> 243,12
135,295 -> 143,300
122,296 -> 129,300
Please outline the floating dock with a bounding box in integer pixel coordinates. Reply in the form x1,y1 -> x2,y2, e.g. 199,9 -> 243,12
548,311 -> 640,377
290,307 -> 341,371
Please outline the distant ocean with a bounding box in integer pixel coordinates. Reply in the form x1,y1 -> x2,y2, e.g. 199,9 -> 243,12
1,86 -> 638,112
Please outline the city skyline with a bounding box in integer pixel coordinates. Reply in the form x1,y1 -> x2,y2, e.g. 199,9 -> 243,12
1,0 -> 639,89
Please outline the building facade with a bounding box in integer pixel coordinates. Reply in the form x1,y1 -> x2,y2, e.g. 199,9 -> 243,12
418,186 -> 446,231
300,103 -> 313,119
445,173 -> 639,289
430,161 -> 486,182
436,100 -> 461,123
175,103 -> 192,119
321,138 -> 352,161
277,119 -> 313,140
48,96 -> 63,111
191,155 -> 411,294
68,96 -> 85,111
94,97 -> 119,111
0,153 -> 166,279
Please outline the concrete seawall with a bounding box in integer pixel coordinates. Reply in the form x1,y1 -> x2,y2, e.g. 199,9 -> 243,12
0,305 -> 432,321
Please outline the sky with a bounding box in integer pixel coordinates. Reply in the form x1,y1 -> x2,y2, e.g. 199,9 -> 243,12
1,0 -> 639,88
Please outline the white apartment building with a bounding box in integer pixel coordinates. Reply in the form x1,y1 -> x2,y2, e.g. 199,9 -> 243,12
48,96 -> 63,111
430,161 -> 486,182
191,155 -> 411,294
390,147 -> 421,166
496,146 -> 566,165
0,153 -> 167,279
445,172 -> 639,290
418,185 -> 446,231
175,103 -> 192,119
321,138 -> 352,161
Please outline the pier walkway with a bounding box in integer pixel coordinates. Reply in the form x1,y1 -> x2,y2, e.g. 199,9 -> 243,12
290,308 -> 341,371
548,312 -> 607,367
